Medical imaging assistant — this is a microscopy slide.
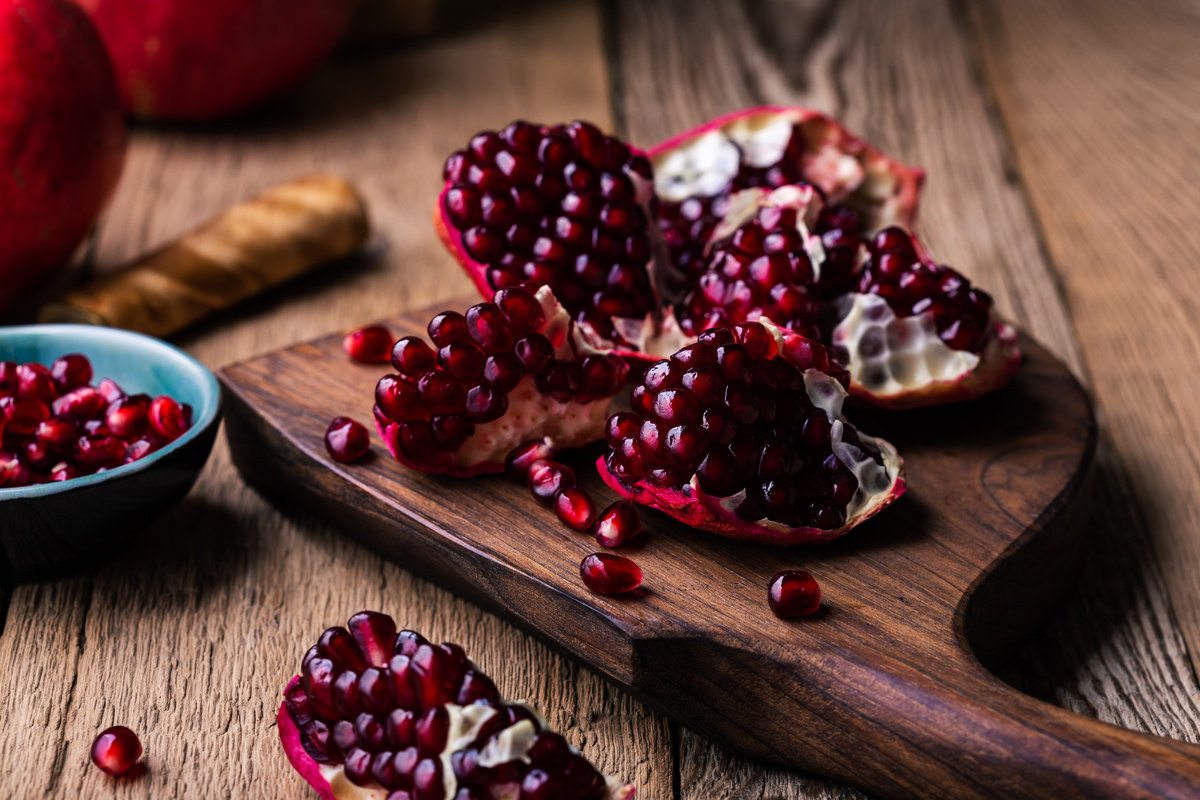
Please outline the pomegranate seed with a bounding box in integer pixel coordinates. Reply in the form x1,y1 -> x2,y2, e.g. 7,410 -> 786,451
343,325 -> 395,364
527,459 -> 574,506
594,501 -> 640,547
49,354 -> 92,391
148,396 -> 189,441
376,375 -> 427,421
52,386 -> 105,420
75,435 -> 127,472
768,570 -> 822,617
325,417 -> 370,463
553,486 -> 597,531
124,438 -> 159,464
580,553 -> 643,594
505,440 -> 554,479
90,726 -> 142,776
96,377 -> 125,403
16,362 -> 56,403
105,394 -> 151,438
391,337 -> 437,377
50,463 -> 83,482
1,395 -> 49,435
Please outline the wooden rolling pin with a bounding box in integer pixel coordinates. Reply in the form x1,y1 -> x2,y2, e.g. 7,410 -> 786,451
38,175 -> 370,338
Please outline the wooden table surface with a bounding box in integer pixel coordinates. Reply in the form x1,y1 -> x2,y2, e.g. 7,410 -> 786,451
5,1 -> 1200,797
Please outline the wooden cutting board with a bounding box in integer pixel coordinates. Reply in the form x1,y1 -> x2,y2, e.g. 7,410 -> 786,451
219,297 -> 1200,799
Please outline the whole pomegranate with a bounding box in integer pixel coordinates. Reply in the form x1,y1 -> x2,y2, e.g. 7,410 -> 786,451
0,0 -> 125,316
73,0 -> 358,120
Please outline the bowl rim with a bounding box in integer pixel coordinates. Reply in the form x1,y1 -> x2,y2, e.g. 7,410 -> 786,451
0,324 -> 221,499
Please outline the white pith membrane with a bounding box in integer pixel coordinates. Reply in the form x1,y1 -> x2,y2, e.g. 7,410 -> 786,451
437,287 -> 622,468
311,698 -> 633,800
700,320 -> 901,533
830,293 -> 981,397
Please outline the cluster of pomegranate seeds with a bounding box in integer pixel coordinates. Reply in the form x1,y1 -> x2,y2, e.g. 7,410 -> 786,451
375,288 -> 626,467
90,726 -> 142,776
767,570 -> 822,618
811,204 -> 865,296
284,611 -> 622,800
605,322 -> 878,530
325,417 -> 370,463
677,200 -> 820,338
344,325 -> 395,364
579,553 -> 643,595
0,355 -> 192,488
441,121 -> 658,343
856,227 -> 994,352
593,500 -> 640,548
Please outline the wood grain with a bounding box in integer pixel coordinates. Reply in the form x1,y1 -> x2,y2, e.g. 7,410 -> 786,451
969,0 -> 1200,678
609,0 -> 1200,796
0,3 -> 670,798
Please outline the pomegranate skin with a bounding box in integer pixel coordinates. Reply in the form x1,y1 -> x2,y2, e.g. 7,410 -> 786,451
73,0 -> 357,120
0,0 -> 126,316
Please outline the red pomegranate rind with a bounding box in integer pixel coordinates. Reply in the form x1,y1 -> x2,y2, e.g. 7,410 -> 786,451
598,320 -> 904,545
434,120 -> 662,349
278,613 -> 636,800
374,286 -> 629,478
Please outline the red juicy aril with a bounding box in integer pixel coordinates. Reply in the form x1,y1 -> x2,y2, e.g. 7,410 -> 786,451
374,287 -> 628,477
0,354 -> 192,488
598,321 -> 904,544
90,725 -> 142,776
278,611 -> 635,800
435,120 -> 661,348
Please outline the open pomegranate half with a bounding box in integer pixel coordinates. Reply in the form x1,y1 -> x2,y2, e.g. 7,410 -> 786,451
435,107 -> 1020,409
374,286 -> 628,477
597,320 -> 905,544
279,611 -> 635,800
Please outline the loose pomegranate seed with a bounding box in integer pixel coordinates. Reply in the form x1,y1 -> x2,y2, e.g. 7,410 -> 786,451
148,396 -> 189,441
50,463 -> 83,482
96,377 -> 125,403
527,459 -> 575,506
343,325 -> 395,364
49,354 -> 93,392
594,501 -> 641,547
90,726 -> 142,776
325,418 -> 370,463
16,362 -> 56,403
505,439 -> 554,479
1,395 -> 49,435
105,394 -> 151,438
52,386 -> 106,420
553,486 -> 597,531
580,553 -> 643,594
76,435 -> 127,472
767,570 -> 821,617
36,416 -> 80,452
124,438 -> 159,464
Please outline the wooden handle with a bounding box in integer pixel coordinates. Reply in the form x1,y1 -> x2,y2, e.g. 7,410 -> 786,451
38,174 -> 369,338
635,635 -> 1200,799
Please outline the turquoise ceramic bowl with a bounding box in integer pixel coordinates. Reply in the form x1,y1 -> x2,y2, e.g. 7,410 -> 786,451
0,325 -> 221,581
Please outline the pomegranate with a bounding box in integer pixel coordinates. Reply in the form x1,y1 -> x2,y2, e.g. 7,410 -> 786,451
434,120 -> 665,349
0,354 -> 192,488
91,725 -> 142,776
0,0 -> 125,317
436,108 -> 1020,408
344,325 -> 395,365
72,0 -> 356,120
597,320 -> 905,544
768,570 -> 821,617
278,611 -> 636,800
373,287 -> 629,477
593,501 -> 640,548
579,554 -> 643,595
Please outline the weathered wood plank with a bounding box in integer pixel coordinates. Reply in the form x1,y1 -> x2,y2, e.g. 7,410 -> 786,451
0,3 -> 672,798
969,0 -> 1200,685
609,0 -> 1200,796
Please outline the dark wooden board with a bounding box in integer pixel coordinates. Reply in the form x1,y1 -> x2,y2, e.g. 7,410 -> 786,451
219,297 -> 1200,799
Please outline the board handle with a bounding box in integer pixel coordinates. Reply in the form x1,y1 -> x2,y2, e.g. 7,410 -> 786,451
637,637 -> 1200,799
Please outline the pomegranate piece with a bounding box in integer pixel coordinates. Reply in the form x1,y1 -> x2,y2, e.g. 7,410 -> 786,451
373,287 -> 629,478
599,320 -> 905,544
343,325 -> 395,364
435,120 -> 660,347
324,417 -> 370,463
278,612 -> 635,800
90,725 -> 142,776
768,570 -> 822,617
554,485 -> 598,531
594,501 -> 641,548
580,553 -> 643,595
